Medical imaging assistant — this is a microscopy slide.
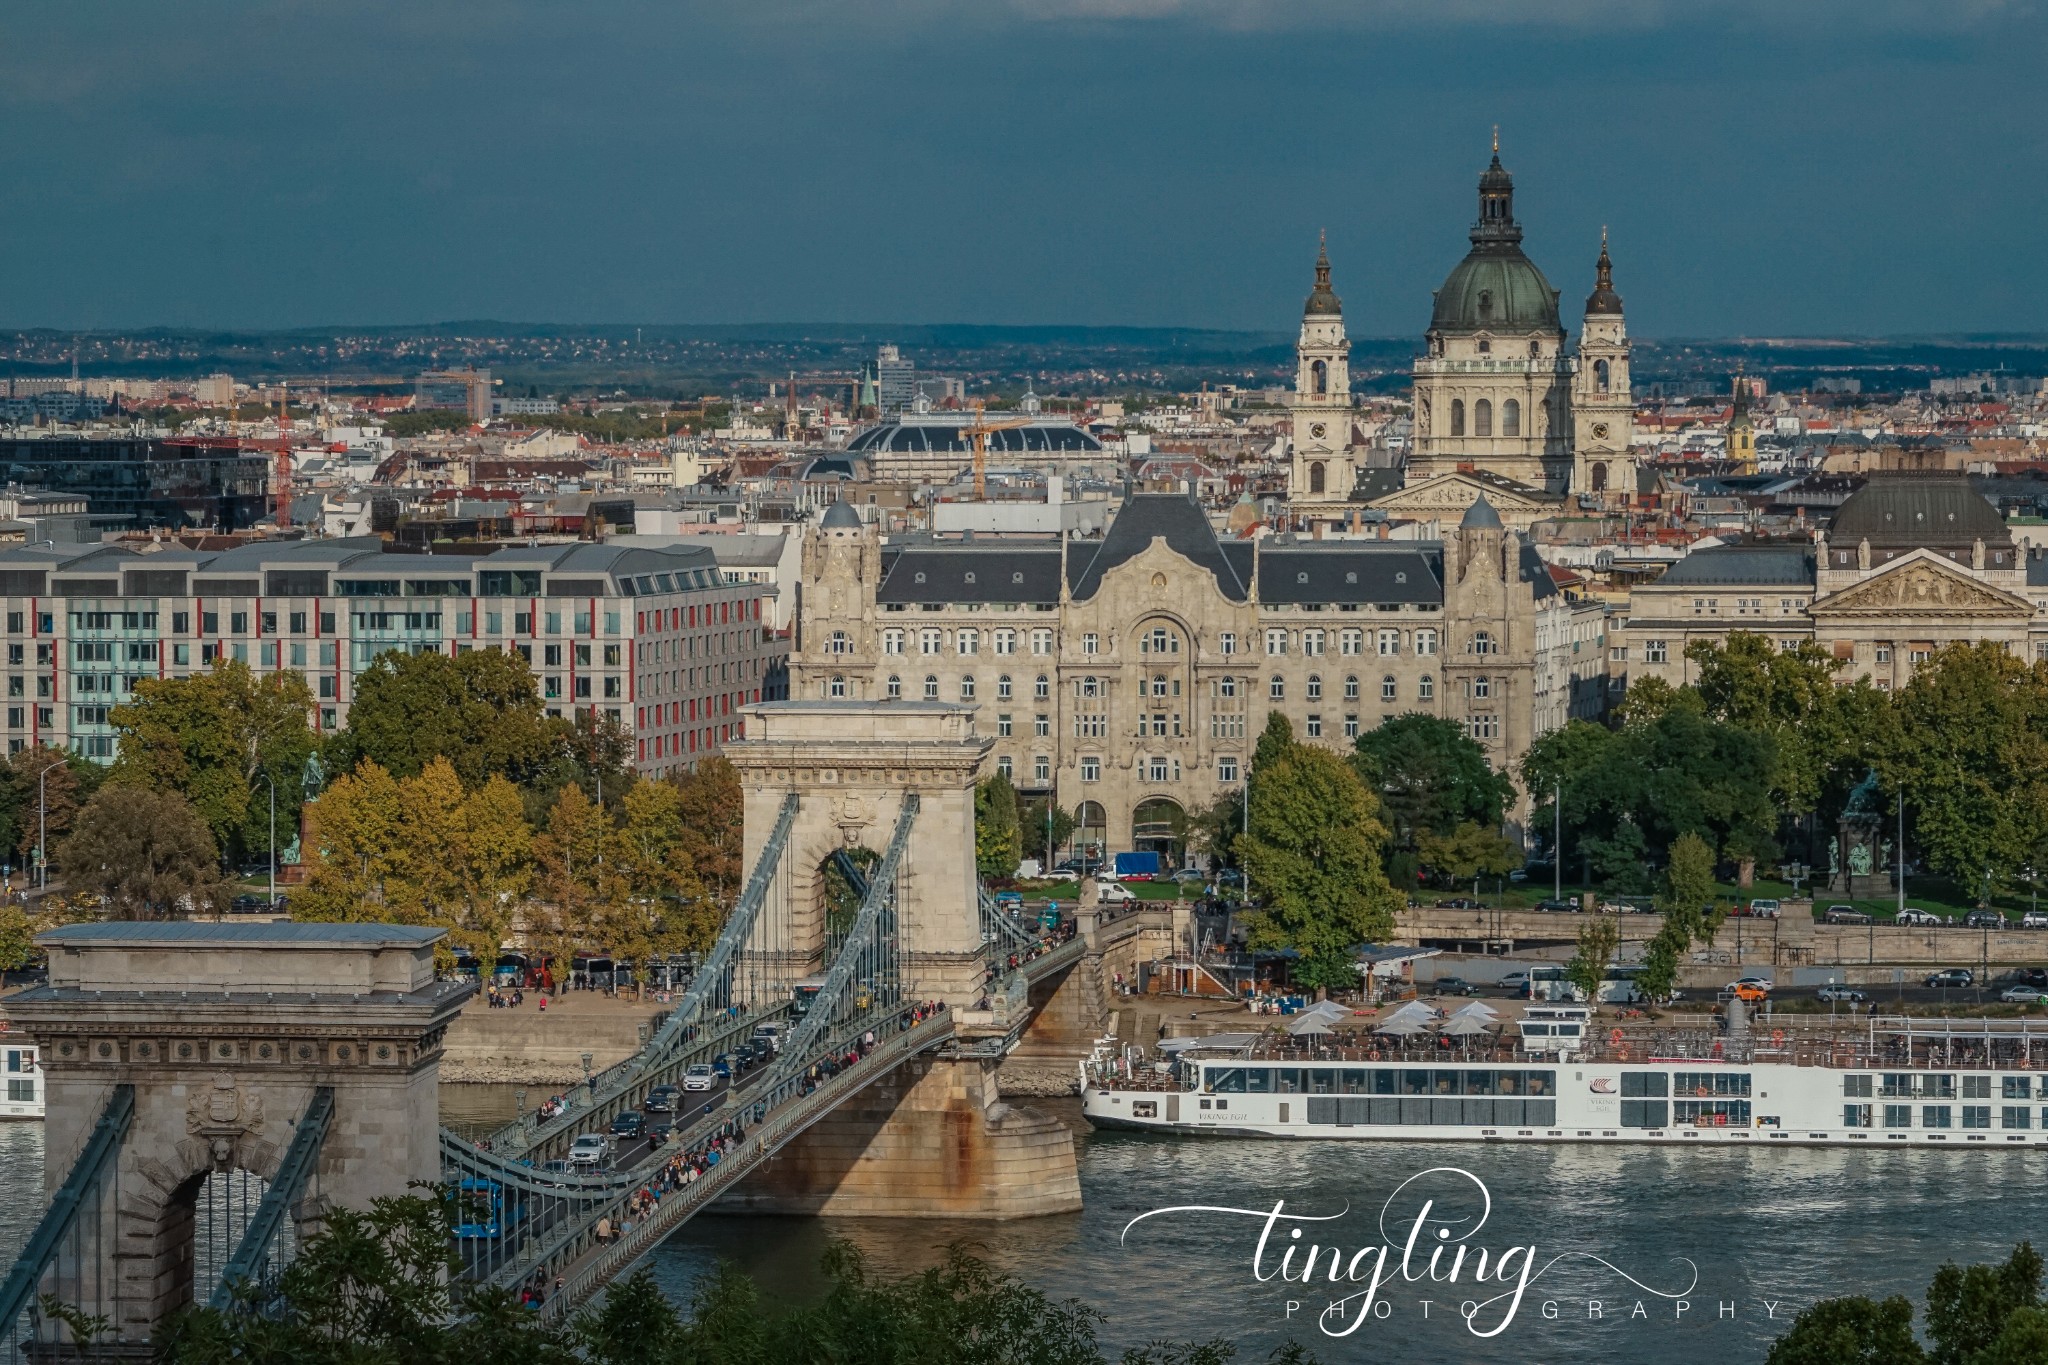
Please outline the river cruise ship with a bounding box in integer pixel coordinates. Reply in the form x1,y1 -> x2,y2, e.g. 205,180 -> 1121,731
0,1036 -> 41,1120
1082,1007 -> 2048,1147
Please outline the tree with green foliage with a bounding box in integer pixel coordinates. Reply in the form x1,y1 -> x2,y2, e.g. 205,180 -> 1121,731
1019,796 -> 1077,866
59,786 -> 230,920
1252,712 -> 1294,772
0,745 -> 100,877
1416,819 -> 1520,892
1564,912 -> 1620,1005
152,1189 -> 1313,1365
1767,1241 -> 2047,1365
672,756 -> 744,910
1636,832 -> 1721,1000
975,772 -> 1023,880
1877,642 -> 2048,896
110,659 -> 318,865
1239,738 -> 1400,994
0,902 -> 34,973
1352,712 -> 1516,860
1186,789 -> 1245,873
331,647 -> 563,789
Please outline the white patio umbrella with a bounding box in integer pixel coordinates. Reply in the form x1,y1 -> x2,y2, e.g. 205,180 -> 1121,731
1287,1014 -> 1336,1036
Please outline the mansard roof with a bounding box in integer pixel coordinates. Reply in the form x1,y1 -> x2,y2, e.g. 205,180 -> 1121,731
1066,493 -> 1249,602
876,545 -> 1064,605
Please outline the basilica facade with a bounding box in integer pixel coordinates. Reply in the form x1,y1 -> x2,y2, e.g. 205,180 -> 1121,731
1289,144 -> 1635,506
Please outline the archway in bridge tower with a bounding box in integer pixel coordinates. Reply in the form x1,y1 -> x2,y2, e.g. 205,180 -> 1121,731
1072,800 -> 1107,869
818,844 -> 880,957
155,1165 -> 298,1311
1131,797 -> 1187,869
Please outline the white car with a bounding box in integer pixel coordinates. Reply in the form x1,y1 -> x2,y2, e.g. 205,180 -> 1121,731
1097,882 -> 1136,905
2023,912 -> 2048,930
566,1134 -> 611,1169
2001,986 -> 2048,1004
681,1063 -> 716,1092
1896,908 -> 1942,927
1816,985 -> 1866,1004
1732,975 -> 1774,993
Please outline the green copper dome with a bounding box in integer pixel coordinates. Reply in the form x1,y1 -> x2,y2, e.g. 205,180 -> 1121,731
1427,152 -> 1562,336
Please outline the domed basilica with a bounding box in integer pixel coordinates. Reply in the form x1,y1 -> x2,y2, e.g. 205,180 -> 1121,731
1289,140 -> 1634,510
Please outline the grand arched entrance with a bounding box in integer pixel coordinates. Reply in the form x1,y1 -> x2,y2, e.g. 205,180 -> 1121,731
1131,797 -> 1186,869
1072,800 -> 1107,871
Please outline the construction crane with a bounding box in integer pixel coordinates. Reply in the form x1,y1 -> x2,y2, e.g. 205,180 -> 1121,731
958,400 -> 1034,501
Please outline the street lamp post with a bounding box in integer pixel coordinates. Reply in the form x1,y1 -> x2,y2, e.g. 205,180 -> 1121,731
36,762 -> 50,892
259,771 -> 278,910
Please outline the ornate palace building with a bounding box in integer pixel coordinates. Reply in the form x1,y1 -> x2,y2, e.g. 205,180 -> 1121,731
790,494 -> 1610,859
1620,474 -> 2048,690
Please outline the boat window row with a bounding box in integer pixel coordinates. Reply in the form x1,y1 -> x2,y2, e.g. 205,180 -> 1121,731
1673,1071 -> 1752,1098
1844,1103 -> 2039,1129
1205,1067 -> 1555,1097
1305,1096 -> 1559,1128
1846,1074 -> 2027,1100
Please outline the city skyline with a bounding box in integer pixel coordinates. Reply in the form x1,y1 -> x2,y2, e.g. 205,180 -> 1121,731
2,2 -> 2044,336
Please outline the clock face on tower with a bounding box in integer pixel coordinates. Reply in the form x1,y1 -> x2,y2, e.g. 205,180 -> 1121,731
1591,422 -> 1610,440
1309,422 -> 1327,439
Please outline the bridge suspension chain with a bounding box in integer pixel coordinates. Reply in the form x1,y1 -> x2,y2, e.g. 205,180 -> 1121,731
0,1085 -> 133,1363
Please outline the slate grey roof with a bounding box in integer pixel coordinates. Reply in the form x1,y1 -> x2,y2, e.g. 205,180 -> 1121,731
1254,545 -> 1444,606
1068,493 -> 1248,602
1830,475 -> 2009,548
876,547 -> 1064,605
1654,545 -> 1816,587
820,501 -> 863,529
847,417 -> 1102,455
1461,496 -> 1503,530
2026,548 -> 2048,589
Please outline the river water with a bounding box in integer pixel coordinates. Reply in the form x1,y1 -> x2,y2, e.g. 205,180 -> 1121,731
12,1088 -> 2047,1363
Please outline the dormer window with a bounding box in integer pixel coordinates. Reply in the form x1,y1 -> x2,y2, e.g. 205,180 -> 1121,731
914,572 -> 927,583
964,572 -> 976,584
1297,572 -> 1309,584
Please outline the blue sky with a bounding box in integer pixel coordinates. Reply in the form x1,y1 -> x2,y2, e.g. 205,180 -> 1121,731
2,1 -> 2042,336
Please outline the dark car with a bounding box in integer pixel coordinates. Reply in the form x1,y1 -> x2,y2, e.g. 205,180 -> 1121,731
746,1036 -> 775,1064
1925,968 -> 1975,989
1966,910 -> 2007,930
608,1111 -> 645,1139
643,1085 -> 677,1114
1534,898 -> 1577,913
2006,968 -> 2048,989
647,1117 -> 676,1145
1429,977 -> 1479,996
1435,898 -> 1482,910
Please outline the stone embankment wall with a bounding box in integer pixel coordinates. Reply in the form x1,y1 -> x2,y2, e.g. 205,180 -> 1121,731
439,996 -> 656,1084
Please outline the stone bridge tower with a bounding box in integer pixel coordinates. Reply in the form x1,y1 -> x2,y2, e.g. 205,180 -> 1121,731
5,923 -> 471,1347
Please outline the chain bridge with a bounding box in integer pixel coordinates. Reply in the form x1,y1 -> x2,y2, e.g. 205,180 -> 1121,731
0,701 -> 1114,1357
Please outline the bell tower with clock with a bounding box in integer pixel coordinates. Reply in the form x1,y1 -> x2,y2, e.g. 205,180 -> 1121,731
1572,229 -> 1633,501
1290,232 -> 1355,504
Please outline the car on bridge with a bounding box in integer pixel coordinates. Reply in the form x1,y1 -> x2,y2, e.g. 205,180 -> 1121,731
682,1064 -> 716,1092
643,1085 -> 677,1113
648,1116 -> 676,1145
751,1023 -> 785,1054
608,1111 -> 645,1140
566,1134 -> 611,1171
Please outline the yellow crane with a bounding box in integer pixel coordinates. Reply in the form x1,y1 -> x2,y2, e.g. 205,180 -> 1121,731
959,400 -> 1034,500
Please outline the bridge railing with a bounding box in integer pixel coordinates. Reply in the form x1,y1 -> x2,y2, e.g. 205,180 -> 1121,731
536,1009 -> 956,1318
459,791 -> 802,1164
0,1084 -> 133,1363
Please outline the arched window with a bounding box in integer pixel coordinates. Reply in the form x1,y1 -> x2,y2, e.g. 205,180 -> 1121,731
1269,675 -> 1285,701
1310,359 -> 1327,395
1591,463 -> 1609,493
1381,675 -> 1397,701
1450,399 -> 1466,437
1595,358 -> 1611,392
829,675 -> 847,698
827,630 -> 850,655
959,675 -> 975,700
1475,399 -> 1493,438
1474,676 -> 1491,699
1419,675 -> 1435,700
1309,462 -> 1326,494
1344,675 -> 1359,700
1306,674 -> 1323,700
886,675 -> 902,699
923,675 -> 939,700
1502,399 -> 1520,437
1472,631 -> 1494,656
997,674 -> 1013,699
